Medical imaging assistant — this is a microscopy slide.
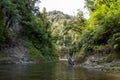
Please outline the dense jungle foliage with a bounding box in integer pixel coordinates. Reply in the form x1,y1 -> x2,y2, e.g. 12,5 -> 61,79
0,0 -> 120,61
66,0 -> 120,61
47,0 -> 120,61
0,0 -> 58,60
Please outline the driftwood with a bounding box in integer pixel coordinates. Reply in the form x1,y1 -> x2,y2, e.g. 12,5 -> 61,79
68,57 -> 74,65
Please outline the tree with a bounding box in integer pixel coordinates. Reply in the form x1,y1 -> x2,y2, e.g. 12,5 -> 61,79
0,0 -> 58,60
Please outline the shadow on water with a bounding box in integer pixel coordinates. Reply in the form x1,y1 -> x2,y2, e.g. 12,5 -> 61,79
0,61 -> 120,80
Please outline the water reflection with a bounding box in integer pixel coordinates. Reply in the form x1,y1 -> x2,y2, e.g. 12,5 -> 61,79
0,61 -> 119,80
0,64 -> 27,80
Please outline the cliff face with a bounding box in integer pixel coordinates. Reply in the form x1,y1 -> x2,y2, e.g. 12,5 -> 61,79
0,23 -> 29,64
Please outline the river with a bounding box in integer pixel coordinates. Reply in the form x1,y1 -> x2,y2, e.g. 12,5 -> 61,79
0,61 -> 120,80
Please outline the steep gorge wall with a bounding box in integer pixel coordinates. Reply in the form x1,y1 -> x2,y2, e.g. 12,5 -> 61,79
0,23 -> 29,64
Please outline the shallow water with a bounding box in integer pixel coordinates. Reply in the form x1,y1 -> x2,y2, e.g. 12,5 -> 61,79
0,61 -> 120,80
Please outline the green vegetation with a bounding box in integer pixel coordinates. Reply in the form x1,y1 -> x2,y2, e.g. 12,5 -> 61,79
47,10 -> 73,58
64,0 -> 120,62
1,0 -> 120,63
47,0 -> 120,62
0,0 -> 58,61
77,0 -> 120,58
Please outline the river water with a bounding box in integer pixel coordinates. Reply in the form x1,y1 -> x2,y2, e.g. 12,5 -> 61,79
0,61 -> 120,80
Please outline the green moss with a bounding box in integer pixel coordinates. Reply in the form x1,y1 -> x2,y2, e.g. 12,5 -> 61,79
0,53 -> 9,57
105,52 -> 120,62
74,53 -> 86,63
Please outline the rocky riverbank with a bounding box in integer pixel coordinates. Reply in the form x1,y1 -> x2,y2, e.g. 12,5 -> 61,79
74,54 -> 120,73
0,23 -> 34,64
0,39 -> 35,64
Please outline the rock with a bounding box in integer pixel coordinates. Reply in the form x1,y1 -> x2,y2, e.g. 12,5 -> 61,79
0,57 -> 15,64
0,23 -> 30,64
